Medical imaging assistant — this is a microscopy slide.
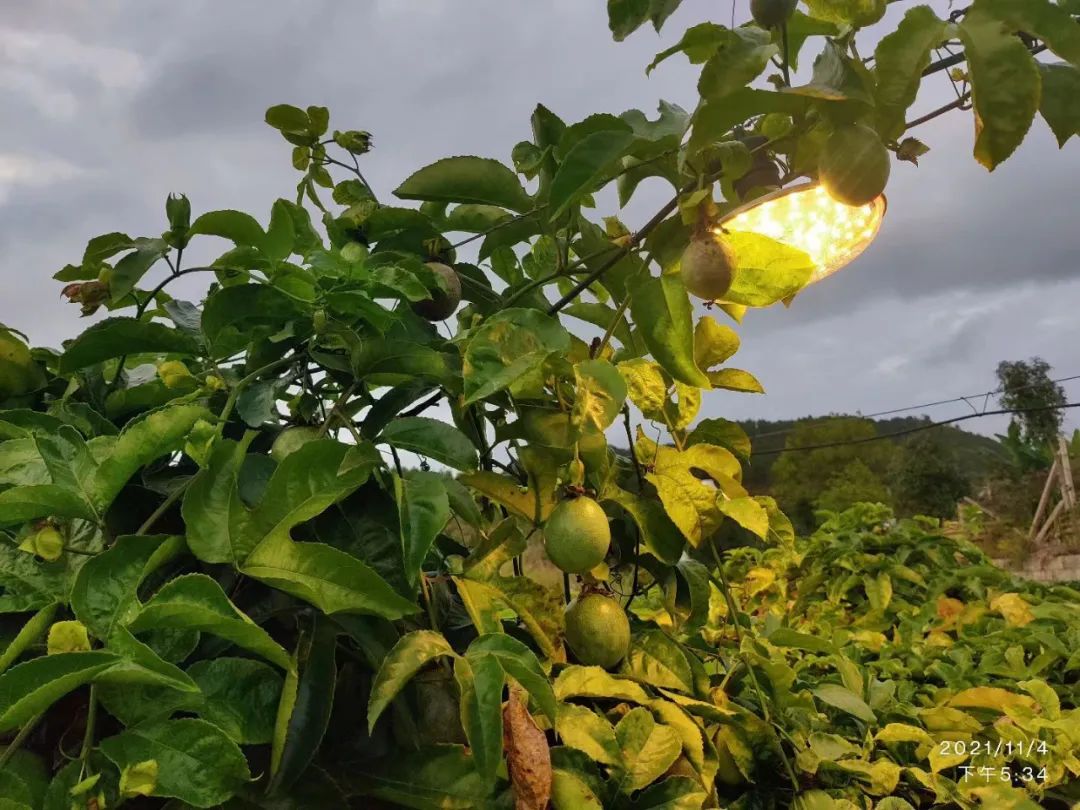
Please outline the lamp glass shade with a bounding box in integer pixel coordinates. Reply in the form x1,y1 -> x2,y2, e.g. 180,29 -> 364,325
716,183 -> 886,284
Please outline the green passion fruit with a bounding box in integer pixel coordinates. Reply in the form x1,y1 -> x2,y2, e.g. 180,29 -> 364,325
411,261 -> 462,321
680,235 -> 736,301
544,496 -> 610,574
565,592 -> 631,669
750,0 -> 797,28
270,426 -> 322,462
818,124 -> 891,207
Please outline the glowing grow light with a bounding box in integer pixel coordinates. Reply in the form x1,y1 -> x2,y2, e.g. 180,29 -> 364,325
715,182 -> 887,285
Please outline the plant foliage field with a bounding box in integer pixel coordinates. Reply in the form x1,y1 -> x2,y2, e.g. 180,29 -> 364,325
1,1 -> 1080,808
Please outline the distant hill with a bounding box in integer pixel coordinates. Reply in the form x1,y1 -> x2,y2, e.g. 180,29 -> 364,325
739,415 -> 1011,493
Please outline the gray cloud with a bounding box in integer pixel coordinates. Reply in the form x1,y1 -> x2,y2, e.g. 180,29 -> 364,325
0,0 -> 1078,437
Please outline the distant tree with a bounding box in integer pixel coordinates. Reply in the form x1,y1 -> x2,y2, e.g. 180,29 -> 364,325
891,433 -> 970,519
996,358 -> 1066,448
816,459 -> 893,515
772,417 -> 896,531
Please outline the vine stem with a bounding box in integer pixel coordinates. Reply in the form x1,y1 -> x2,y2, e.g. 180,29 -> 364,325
137,479 -> 191,535
0,712 -> 43,770
216,354 -> 301,438
622,406 -> 646,610
78,685 -> 98,780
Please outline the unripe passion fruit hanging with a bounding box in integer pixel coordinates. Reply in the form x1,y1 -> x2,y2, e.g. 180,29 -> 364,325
750,0 -> 797,29
411,261 -> 462,321
680,234 -> 736,301
565,592 -> 631,669
818,124 -> 891,206
544,496 -> 610,574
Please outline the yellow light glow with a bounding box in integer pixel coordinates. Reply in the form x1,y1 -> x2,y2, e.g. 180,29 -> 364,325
715,183 -> 886,285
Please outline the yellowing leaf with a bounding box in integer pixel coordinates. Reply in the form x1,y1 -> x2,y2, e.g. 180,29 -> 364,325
618,359 -> 667,419
718,496 -> 768,539
990,593 -> 1034,627
572,359 -> 627,432
947,687 -> 1035,713
744,567 -> 776,598
693,317 -> 740,373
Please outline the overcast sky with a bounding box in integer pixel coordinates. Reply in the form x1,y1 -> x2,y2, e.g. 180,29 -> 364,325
2,0 -> 1078,438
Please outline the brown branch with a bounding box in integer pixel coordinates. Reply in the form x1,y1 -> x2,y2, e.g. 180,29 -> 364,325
905,92 -> 971,130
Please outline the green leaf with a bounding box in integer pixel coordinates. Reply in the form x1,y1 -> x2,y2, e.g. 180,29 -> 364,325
647,22 -> 728,74
264,199 -> 297,262
608,0 -> 651,40
687,418 -> 751,461
0,651 -> 118,732
453,654 -> 504,784
722,231 -> 815,308
813,683 -> 876,723
718,496 -> 769,538
265,104 -> 311,134
873,6 -> 948,141
548,130 -> 636,219
184,658 -> 282,744
182,436 -> 254,564
269,616 -> 338,793
0,603 -> 56,675
622,629 -> 695,693
242,534 -> 419,618
0,484 -> 95,525
201,284 -> 304,348
614,707 -> 682,793
99,718 -> 250,808
351,744 -> 497,809
128,574 -> 292,670
958,7 -> 1041,169
629,273 -> 710,388
572,359 -> 627,432
379,417 -> 479,471
688,89 -> 808,156
602,486 -> 686,565
394,156 -> 533,213
630,777 -> 709,809
555,666 -> 651,704
466,633 -> 557,723
70,540 -> 186,648
368,630 -> 456,732
189,209 -> 266,248
978,0 -> 1080,65
697,28 -> 777,101
1038,63 -> 1080,147
784,40 -> 873,102
88,403 -> 209,513
463,308 -> 571,404
556,704 -> 621,765
768,627 -> 833,653
58,318 -> 198,374
395,471 -> 450,588
110,238 -> 167,302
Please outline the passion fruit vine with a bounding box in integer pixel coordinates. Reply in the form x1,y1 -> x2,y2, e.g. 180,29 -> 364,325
565,592 -> 631,669
543,496 -> 610,574
680,234 -> 736,301
818,124 -> 891,207
411,261 -> 462,321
